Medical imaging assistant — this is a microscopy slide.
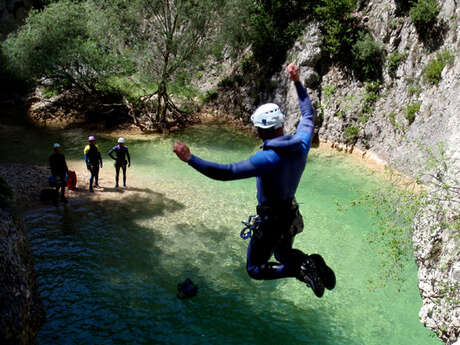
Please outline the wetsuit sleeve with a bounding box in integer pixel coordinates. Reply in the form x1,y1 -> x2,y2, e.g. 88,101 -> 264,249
294,81 -> 315,143
188,150 -> 279,181
108,147 -> 116,160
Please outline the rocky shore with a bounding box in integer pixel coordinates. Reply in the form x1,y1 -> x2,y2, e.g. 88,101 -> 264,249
0,176 -> 45,345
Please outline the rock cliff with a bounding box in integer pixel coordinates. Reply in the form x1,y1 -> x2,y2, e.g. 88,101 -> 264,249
0,177 -> 45,344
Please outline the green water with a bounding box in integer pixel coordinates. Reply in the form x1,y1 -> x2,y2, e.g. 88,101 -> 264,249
0,116 -> 440,344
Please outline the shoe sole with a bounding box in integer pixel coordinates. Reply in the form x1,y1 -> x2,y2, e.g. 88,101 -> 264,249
299,258 -> 325,298
310,254 -> 336,290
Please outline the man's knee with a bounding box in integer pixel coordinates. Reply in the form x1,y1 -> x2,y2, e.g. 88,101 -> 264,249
246,264 -> 264,280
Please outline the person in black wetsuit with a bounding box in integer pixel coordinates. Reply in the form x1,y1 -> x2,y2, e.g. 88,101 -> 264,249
108,137 -> 131,188
173,63 -> 335,298
49,143 -> 69,204
84,135 -> 103,192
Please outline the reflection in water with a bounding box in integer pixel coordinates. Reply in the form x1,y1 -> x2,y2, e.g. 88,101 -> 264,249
21,124 -> 440,345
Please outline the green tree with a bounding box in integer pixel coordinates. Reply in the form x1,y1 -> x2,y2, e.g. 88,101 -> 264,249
314,0 -> 357,59
120,0 -> 222,130
2,0 -> 131,95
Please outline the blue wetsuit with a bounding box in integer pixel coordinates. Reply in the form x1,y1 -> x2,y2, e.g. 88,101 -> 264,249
188,81 -> 314,280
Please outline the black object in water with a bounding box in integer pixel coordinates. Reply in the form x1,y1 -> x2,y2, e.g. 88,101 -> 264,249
177,278 -> 198,299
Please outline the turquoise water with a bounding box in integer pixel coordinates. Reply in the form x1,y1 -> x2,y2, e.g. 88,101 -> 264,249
1,118 -> 440,344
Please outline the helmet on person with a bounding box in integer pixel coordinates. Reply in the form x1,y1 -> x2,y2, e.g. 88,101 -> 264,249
88,135 -> 95,141
117,137 -> 125,144
53,143 -> 60,148
250,103 -> 285,129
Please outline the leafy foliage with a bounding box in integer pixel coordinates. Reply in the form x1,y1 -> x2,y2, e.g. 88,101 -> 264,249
360,81 -> 380,122
314,0 -> 357,59
352,33 -> 384,81
405,102 -> 421,125
218,0 -> 311,78
322,84 -> 337,104
344,125 -> 359,144
387,50 -> 408,78
2,0 -> 132,94
423,49 -> 455,85
409,0 -> 440,32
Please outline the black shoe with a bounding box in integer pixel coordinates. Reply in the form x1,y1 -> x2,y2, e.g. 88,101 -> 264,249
61,197 -> 68,204
89,187 -> 94,193
310,254 -> 336,290
298,257 -> 324,298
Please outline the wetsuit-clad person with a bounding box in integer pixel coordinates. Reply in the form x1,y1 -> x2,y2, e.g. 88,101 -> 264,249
49,143 -> 69,205
108,137 -> 131,188
84,135 -> 103,192
173,63 -> 335,298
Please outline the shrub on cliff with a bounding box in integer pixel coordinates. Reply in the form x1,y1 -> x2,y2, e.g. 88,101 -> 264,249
409,0 -> 440,32
387,50 -> 408,79
314,0 -> 357,59
344,125 -> 359,144
352,33 -> 384,81
405,102 -> 421,125
423,49 -> 455,85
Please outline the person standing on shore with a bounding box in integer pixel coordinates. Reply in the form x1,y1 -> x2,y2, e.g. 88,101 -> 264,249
84,136 -> 103,192
173,63 -> 335,298
108,137 -> 131,188
49,143 -> 69,205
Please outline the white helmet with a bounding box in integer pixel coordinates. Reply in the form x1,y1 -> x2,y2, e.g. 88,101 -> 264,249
88,135 -> 95,141
117,137 -> 125,144
251,103 -> 285,129
53,143 -> 60,148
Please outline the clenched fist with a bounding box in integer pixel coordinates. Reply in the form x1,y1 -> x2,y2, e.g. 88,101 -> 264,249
286,62 -> 299,82
173,141 -> 192,162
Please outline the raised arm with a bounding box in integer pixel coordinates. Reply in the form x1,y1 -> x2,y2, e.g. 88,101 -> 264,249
286,63 -> 314,138
294,81 -> 314,135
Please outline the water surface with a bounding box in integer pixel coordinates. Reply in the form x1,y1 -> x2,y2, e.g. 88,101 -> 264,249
5,122 -> 439,345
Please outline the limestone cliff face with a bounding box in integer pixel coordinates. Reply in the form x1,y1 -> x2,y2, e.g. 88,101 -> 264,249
0,180 -> 45,344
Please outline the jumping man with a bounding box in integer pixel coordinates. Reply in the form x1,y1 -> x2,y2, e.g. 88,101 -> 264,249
84,135 -> 103,192
173,63 -> 335,297
108,137 -> 131,188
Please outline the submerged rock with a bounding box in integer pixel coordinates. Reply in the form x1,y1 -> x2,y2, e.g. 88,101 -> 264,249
177,278 -> 198,299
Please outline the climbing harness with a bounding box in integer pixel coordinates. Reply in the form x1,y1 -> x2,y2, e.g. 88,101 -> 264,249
240,214 -> 260,240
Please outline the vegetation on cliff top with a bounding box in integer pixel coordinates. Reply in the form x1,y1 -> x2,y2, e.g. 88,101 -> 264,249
0,0 -> 446,130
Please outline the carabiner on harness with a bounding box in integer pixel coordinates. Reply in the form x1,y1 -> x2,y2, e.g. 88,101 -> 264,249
240,214 -> 260,240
